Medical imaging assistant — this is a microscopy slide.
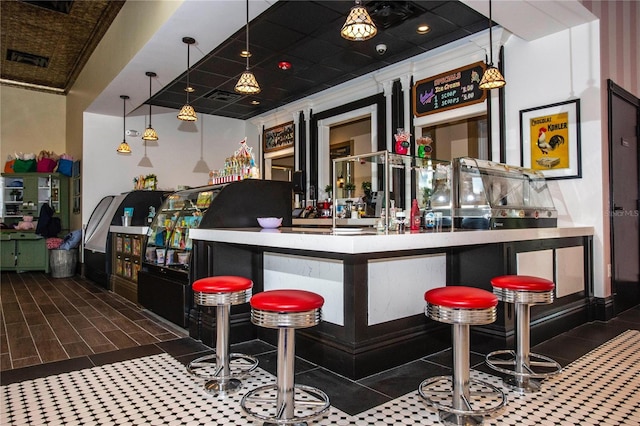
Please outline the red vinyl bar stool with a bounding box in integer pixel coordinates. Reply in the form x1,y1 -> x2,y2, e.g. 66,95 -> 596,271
485,275 -> 562,393
186,276 -> 258,397
419,286 -> 506,426
240,289 -> 330,426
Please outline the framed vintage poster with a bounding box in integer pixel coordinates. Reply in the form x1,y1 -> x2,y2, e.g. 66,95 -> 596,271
263,121 -> 295,153
520,99 -> 581,180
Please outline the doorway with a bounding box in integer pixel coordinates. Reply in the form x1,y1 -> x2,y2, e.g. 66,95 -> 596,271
608,80 -> 640,314
420,116 -> 489,162
270,155 -> 294,182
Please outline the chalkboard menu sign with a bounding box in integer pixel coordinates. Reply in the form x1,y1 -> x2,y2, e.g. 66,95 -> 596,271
263,121 -> 295,153
412,62 -> 487,117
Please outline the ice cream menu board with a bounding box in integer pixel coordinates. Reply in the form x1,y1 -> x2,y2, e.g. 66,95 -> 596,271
413,62 -> 487,117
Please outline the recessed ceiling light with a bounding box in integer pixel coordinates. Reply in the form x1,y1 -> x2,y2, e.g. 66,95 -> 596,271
251,100 -> 260,105
417,24 -> 430,34
240,50 -> 252,58
278,61 -> 292,70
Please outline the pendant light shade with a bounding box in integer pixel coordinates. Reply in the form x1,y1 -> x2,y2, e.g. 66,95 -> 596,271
341,0 -> 377,41
178,37 -> 198,121
142,71 -> 159,141
235,70 -> 261,94
479,0 -> 506,90
479,66 -> 506,89
235,0 -> 261,94
117,95 -> 131,154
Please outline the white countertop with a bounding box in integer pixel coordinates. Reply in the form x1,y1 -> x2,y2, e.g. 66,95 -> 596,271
109,226 -> 149,235
189,226 -> 594,254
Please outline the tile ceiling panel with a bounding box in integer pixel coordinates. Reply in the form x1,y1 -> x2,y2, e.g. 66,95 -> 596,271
0,0 -> 124,93
1,0 -> 489,116
148,1 -> 488,119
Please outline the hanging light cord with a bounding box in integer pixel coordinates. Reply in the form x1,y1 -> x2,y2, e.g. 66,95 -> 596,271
122,97 -> 126,139
488,0 -> 494,66
148,76 -> 153,127
186,42 -> 191,102
245,0 -> 250,71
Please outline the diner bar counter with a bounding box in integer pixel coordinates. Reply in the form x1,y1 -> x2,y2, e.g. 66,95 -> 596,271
188,226 -> 594,379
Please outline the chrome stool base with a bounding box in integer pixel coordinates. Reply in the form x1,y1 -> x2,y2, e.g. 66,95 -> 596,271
240,383 -> 330,426
186,352 -> 259,380
485,349 -> 562,394
419,376 -> 507,426
204,377 -> 242,397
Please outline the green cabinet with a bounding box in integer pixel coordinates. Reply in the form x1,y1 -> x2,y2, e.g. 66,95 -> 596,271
1,172 -> 70,233
0,232 -> 49,272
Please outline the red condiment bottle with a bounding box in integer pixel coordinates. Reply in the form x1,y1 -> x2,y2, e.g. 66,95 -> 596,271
410,199 -> 421,231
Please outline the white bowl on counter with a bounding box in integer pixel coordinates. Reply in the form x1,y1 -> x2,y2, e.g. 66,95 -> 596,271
257,217 -> 283,229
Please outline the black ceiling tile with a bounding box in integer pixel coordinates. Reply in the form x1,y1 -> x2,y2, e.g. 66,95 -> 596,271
144,0 -> 487,120
413,0 -> 449,12
249,20 -> 306,52
219,102 -> 257,115
264,1 -> 342,35
320,49 -> 373,74
287,38 -> 346,63
295,63 -> 345,82
186,69 -> 230,89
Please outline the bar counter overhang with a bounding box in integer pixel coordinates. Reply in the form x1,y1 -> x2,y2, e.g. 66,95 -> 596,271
188,226 -> 594,379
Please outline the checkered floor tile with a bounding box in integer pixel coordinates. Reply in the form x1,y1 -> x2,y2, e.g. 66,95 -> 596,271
3,331 -> 640,425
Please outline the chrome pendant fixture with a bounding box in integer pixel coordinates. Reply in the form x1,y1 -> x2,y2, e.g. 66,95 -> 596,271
142,71 -> 159,141
178,37 -> 198,121
341,0 -> 377,41
116,95 -> 132,154
235,0 -> 261,94
479,0 -> 506,90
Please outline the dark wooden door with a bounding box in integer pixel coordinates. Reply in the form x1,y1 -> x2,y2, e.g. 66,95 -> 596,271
608,80 -> 640,313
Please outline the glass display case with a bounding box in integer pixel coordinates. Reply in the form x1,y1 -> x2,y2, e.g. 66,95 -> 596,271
144,188 -> 216,272
139,179 -> 293,327
331,151 -> 451,232
452,157 -> 557,229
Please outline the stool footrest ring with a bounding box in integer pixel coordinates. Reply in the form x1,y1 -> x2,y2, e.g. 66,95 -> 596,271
240,383 -> 330,425
486,350 -> 562,379
186,352 -> 259,380
419,375 -> 506,423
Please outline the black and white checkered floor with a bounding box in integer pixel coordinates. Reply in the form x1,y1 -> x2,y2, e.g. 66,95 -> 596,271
3,330 -> 640,425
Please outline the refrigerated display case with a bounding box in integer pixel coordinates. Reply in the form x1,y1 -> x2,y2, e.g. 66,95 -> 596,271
138,179 -> 292,328
452,157 -> 557,229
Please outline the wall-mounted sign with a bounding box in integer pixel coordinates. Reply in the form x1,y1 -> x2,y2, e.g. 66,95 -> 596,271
412,62 -> 487,117
263,121 -> 295,153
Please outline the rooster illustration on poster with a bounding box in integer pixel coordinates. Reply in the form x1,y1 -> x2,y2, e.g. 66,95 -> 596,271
529,111 -> 570,170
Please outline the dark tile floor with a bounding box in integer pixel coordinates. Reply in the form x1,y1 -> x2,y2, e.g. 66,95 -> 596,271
0,271 -> 185,371
2,271 -> 639,417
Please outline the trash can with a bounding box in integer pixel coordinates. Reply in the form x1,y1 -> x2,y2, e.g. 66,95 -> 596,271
50,249 -> 78,278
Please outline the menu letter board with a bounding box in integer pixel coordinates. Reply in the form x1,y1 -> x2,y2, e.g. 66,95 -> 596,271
413,62 -> 487,117
263,121 -> 295,153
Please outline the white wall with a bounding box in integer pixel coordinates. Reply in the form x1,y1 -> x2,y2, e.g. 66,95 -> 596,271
82,110 -> 249,222
503,22 -> 606,297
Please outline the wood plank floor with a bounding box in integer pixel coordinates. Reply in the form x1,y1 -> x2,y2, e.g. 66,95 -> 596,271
0,271 -> 186,371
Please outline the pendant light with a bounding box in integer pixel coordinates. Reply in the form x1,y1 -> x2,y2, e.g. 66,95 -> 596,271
177,37 -> 198,121
116,95 -> 132,154
341,0 -> 377,41
479,0 -> 506,90
142,71 -> 159,141
234,0 -> 261,94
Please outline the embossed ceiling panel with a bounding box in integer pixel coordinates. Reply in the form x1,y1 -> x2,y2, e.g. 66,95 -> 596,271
0,0 -> 124,93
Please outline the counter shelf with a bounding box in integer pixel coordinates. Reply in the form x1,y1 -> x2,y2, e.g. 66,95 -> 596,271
189,225 -> 594,379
